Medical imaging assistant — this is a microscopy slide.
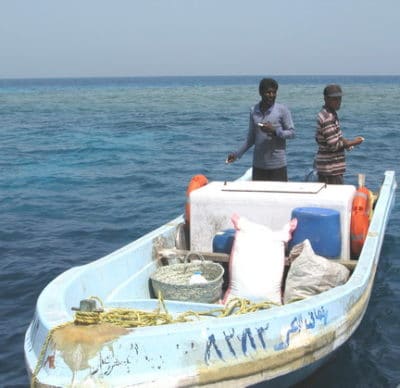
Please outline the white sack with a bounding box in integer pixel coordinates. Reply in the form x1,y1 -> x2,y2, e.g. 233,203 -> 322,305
223,214 -> 297,305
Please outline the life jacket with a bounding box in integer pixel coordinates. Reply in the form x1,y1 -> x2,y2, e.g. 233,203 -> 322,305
350,185 -> 373,258
184,174 -> 208,226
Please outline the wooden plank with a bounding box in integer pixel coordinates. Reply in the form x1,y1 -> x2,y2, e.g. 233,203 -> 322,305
158,249 -> 358,270
158,248 -> 230,263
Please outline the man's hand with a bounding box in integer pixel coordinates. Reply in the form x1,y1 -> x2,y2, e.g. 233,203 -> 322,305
258,122 -> 276,135
226,153 -> 237,164
344,136 -> 364,150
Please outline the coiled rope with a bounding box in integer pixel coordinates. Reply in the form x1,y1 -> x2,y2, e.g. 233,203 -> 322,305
73,294 -> 277,326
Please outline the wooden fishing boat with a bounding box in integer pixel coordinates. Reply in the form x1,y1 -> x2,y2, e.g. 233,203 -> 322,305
24,170 -> 396,387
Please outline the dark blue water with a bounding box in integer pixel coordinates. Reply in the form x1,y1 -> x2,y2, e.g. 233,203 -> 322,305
0,76 -> 399,387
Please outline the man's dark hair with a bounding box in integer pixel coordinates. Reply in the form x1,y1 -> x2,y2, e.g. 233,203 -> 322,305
259,78 -> 279,94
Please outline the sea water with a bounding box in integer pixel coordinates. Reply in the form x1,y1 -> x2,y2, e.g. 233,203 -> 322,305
0,75 -> 399,387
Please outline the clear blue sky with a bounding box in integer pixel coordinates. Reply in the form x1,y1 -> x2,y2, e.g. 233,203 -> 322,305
1,0 -> 399,78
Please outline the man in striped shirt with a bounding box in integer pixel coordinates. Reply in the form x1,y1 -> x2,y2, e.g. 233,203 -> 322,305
315,84 -> 364,184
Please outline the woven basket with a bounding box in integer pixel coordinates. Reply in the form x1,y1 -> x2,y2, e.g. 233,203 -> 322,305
150,255 -> 224,303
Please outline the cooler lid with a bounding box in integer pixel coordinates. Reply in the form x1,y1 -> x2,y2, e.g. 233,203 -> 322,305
221,181 -> 326,194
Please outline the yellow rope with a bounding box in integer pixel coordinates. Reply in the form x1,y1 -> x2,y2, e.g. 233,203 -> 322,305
30,322 -> 70,388
72,296 -> 277,327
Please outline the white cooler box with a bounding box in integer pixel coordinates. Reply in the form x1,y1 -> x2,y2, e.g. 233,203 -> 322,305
189,180 -> 355,259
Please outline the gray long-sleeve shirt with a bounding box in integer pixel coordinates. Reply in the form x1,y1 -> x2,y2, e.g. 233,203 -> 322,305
235,102 -> 295,170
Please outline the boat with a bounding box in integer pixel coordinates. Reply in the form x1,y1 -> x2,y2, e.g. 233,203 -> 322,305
24,169 -> 396,387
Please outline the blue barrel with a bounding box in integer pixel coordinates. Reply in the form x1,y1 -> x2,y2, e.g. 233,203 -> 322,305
213,229 -> 235,254
289,207 -> 341,258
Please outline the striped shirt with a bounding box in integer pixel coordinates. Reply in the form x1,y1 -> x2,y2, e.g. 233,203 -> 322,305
315,106 -> 346,176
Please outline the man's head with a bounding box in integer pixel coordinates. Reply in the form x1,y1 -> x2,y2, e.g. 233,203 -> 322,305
259,78 -> 278,108
324,84 -> 342,111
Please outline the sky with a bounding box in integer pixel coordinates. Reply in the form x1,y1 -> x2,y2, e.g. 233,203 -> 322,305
1,0 -> 400,79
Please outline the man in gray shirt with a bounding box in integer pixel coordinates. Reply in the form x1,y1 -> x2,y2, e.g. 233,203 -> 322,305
226,78 -> 295,181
